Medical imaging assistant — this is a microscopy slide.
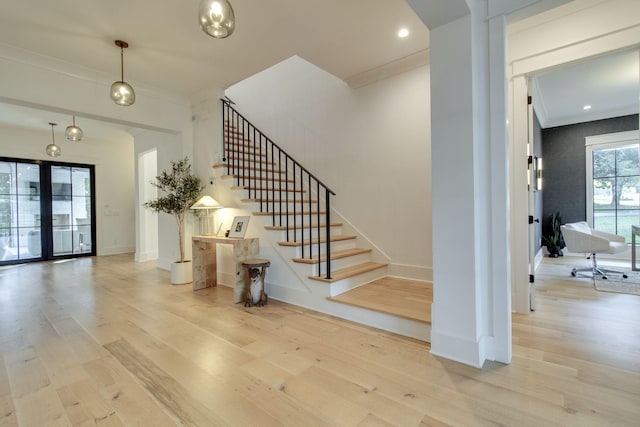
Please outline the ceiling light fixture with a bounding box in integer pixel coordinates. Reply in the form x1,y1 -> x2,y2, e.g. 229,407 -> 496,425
110,40 -> 135,106
583,105 -> 592,110
46,122 -> 61,157
199,0 -> 235,38
398,28 -> 409,38
65,115 -> 84,141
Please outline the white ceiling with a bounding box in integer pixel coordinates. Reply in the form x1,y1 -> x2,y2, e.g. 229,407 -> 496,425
0,0 -> 637,138
0,0 -> 430,98
532,49 -> 639,128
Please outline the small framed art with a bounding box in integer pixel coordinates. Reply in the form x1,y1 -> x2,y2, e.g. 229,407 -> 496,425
228,216 -> 250,238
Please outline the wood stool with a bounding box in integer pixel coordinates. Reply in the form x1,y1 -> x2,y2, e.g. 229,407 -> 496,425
240,259 -> 270,307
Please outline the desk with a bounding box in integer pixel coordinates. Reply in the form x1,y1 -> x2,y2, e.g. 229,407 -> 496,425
192,235 -> 259,303
633,225 -> 640,271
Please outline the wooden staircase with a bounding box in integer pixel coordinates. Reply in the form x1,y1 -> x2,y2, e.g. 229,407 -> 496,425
217,119 -> 386,285
218,100 -> 429,341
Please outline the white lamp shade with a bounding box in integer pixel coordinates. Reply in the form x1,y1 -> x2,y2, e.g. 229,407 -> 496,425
191,195 -> 223,209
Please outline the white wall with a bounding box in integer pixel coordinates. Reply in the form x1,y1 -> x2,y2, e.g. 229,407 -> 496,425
0,45 -> 195,268
0,124 -> 135,255
134,130 -> 184,269
225,56 -> 432,280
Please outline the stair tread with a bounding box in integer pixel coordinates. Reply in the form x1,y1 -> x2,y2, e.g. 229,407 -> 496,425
226,158 -> 276,165
242,198 -> 318,203
293,248 -> 372,264
254,210 -> 324,216
309,262 -> 387,283
231,186 -> 307,193
223,175 -> 295,184
264,222 -> 342,230
278,234 -> 355,247
214,164 -> 285,174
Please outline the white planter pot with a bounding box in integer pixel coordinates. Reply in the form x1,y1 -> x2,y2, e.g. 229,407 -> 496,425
171,261 -> 193,285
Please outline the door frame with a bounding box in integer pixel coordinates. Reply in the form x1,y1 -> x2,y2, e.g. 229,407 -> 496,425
509,26 -> 640,313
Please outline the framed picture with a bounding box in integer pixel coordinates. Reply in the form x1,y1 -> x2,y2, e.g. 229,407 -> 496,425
228,216 -> 250,238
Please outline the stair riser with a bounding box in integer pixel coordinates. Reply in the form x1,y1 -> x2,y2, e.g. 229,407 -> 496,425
306,253 -> 372,274
270,227 -> 342,241
329,268 -> 387,297
241,202 -> 319,213
289,239 -> 356,257
231,188 -> 310,197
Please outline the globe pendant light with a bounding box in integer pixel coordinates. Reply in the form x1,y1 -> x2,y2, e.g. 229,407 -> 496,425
46,122 -> 61,157
199,0 -> 235,38
110,40 -> 135,106
65,115 -> 84,141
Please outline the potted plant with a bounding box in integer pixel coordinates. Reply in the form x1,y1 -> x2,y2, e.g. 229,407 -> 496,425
144,157 -> 204,284
543,211 -> 565,257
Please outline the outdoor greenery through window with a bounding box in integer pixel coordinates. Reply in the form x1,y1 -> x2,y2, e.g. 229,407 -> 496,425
591,142 -> 640,242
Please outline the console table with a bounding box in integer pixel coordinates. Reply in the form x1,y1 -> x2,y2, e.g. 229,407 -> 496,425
192,235 -> 259,303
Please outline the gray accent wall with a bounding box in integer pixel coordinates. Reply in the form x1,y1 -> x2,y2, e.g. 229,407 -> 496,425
541,114 -> 639,238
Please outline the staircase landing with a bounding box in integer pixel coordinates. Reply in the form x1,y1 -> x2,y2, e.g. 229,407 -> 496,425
327,277 -> 432,324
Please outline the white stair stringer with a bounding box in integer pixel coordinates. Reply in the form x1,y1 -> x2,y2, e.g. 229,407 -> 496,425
213,164 -> 430,342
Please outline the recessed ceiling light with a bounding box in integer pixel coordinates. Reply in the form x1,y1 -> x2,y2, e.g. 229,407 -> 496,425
398,28 -> 409,38
583,105 -> 592,110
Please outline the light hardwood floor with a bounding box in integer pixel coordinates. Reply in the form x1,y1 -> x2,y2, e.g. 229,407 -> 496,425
0,254 -> 638,426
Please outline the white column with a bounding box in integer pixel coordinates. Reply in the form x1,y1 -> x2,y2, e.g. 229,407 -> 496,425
413,1 -> 511,366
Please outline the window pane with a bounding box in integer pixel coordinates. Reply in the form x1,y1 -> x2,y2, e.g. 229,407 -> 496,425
593,178 -> 614,208
618,176 -> 640,209
0,164 -> 12,195
18,227 -> 40,259
17,164 -> 40,196
616,145 -> 640,177
593,210 -> 617,235
72,167 -> 91,196
616,210 -> 640,242
52,166 -> 72,201
17,196 -> 40,227
0,228 -> 18,261
593,148 -> 616,178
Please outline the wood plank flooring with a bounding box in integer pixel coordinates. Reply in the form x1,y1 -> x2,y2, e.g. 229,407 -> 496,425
0,254 -> 638,426
328,277 -> 432,324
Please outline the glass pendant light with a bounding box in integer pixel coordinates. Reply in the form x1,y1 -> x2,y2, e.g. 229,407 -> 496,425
65,115 -> 84,141
110,40 -> 135,106
199,0 -> 235,38
46,122 -> 61,157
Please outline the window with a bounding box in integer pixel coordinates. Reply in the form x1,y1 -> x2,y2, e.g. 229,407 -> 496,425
0,158 -> 95,264
586,131 -> 640,242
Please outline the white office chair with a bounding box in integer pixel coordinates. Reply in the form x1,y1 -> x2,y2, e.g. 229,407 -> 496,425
560,221 -> 628,279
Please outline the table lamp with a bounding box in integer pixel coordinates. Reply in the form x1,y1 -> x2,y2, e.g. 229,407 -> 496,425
190,196 -> 223,235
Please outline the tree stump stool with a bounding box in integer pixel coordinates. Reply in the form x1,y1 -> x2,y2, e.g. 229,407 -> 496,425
240,259 -> 270,307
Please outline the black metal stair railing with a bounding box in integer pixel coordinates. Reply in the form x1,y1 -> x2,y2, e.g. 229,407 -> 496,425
221,98 -> 336,280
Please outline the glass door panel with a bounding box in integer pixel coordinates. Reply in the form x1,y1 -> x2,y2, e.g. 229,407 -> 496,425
51,166 -> 73,255
72,167 -> 92,254
0,161 -> 41,261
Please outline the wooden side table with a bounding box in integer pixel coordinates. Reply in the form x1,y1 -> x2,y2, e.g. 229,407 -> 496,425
192,235 -> 259,303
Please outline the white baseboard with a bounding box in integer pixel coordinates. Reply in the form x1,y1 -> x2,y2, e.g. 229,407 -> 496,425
387,263 -> 432,282
135,250 -> 158,262
98,246 -> 136,256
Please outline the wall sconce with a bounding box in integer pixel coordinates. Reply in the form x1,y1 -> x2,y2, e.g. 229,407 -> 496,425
65,115 -> 84,141
45,122 -> 61,157
199,0 -> 235,38
535,157 -> 543,191
190,196 -> 224,235
110,40 -> 135,106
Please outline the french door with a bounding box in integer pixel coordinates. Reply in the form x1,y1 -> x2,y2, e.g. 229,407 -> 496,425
0,158 -> 95,264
